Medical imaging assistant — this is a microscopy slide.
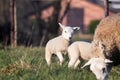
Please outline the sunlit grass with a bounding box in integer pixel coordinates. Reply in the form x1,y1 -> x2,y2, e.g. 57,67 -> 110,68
0,47 -> 119,80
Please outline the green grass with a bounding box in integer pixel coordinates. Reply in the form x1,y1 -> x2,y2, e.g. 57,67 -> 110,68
0,47 -> 120,80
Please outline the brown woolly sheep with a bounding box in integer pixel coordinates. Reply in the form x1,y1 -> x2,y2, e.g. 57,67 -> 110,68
82,13 -> 120,80
92,13 -> 120,66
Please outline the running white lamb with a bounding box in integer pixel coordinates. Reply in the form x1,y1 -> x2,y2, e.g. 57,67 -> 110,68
45,23 -> 80,66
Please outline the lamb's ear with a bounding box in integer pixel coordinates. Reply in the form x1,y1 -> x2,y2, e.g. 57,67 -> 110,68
81,58 -> 93,69
105,59 -> 113,63
58,23 -> 65,29
73,27 -> 80,31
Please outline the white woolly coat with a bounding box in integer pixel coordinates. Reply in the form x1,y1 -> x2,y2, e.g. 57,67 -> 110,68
68,41 -> 92,60
46,35 -> 69,55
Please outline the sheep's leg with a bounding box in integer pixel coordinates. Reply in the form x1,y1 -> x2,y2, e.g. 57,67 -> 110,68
68,57 -> 78,69
74,59 -> 80,69
45,51 -> 52,66
56,52 -> 64,65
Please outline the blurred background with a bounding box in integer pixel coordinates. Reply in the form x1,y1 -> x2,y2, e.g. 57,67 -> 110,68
0,0 -> 120,47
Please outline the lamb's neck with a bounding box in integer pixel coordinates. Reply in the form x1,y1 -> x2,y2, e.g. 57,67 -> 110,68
60,35 -> 71,42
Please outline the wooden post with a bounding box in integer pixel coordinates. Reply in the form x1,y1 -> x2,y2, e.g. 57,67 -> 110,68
14,0 -> 17,47
10,0 -> 17,47
10,0 -> 14,47
104,0 -> 109,17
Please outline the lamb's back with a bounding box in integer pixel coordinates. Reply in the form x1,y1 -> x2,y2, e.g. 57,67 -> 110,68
46,36 -> 69,53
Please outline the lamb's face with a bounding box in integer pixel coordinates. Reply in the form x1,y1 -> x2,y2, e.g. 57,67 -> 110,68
62,27 -> 74,40
81,58 -> 113,80
59,23 -> 80,41
90,58 -> 108,80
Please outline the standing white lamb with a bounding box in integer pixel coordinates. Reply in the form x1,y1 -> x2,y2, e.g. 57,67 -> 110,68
45,23 -> 80,66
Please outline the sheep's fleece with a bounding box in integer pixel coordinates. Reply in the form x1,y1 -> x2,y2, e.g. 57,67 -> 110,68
92,13 -> 120,66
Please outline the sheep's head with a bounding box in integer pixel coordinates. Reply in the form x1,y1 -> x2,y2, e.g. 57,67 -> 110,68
81,58 -> 113,80
59,23 -> 80,41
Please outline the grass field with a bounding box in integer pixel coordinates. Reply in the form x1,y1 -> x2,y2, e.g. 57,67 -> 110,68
0,47 -> 120,80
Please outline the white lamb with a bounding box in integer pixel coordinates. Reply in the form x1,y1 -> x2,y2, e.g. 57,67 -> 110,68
68,41 -> 92,69
68,41 -> 107,68
68,41 -> 113,80
45,23 -> 80,66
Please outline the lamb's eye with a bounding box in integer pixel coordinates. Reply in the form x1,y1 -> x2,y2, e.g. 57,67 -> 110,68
102,68 -> 105,73
64,31 -> 67,33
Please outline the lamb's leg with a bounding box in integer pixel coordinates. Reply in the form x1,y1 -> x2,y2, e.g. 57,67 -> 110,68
45,51 -> 52,66
68,57 -> 79,69
74,59 -> 80,69
56,52 -> 64,65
